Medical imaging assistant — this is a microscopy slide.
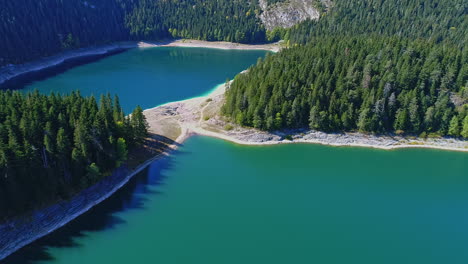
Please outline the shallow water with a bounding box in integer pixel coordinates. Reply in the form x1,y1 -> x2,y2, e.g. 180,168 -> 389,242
6,136 -> 468,264
5,47 -> 468,264
21,47 -> 267,113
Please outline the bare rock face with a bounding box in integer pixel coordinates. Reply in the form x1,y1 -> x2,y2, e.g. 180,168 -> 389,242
259,0 -> 330,31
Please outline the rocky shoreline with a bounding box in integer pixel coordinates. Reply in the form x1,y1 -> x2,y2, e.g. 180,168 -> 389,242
144,82 -> 468,152
0,39 -> 280,89
0,146 -> 178,262
139,39 -> 281,52
1,39 -> 465,262
0,40 -> 280,261
0,42 -> 138,87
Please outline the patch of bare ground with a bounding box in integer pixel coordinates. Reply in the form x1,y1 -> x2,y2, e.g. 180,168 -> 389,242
127,134 -> 178,169
143,82 -> 468,152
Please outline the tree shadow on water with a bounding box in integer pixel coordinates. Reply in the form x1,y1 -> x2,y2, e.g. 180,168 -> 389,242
2,150 -> 187,264
0,49 -> 127,91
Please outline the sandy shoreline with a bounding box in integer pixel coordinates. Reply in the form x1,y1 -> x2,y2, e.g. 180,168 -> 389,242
0,38 -> 465,262
139,39 -> 281,52
0,42 -> 137,86
144,82 -> 468,152
0,39 -> 280,261
0,39 -> 280,87
0,137 -> 182,262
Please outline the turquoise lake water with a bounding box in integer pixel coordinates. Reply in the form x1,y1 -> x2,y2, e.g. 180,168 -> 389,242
7,136 -> 468,264
4,47 -> 468,264
22,47 -> 267,113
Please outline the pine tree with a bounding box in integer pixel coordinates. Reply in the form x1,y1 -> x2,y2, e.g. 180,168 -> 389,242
131,106 -> 149,145
462,116 -> 468,139
0,90 -> 148,220
448,116 -> 460,137
223,36 -> 466,136
56,128 -> 71,157
116,138 -> 128,167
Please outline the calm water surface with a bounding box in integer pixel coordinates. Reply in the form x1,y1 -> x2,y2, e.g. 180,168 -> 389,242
5,48 -> 468,264
22,47 -> 267,112
6,136 -> 468,264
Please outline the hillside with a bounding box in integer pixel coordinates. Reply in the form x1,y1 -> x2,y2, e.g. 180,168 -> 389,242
0,0 -> 324,68
258,0 -> 330,31
223,0 -> 468,138
287,0 -> 467,46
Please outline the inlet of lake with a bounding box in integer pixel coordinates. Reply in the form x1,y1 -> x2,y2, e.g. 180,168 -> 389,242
4,47 -> 468,264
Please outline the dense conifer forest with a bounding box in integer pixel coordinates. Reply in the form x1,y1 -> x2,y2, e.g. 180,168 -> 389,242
0,0 -> 266,67
0,0 -> 266,221
223,0 -> 468,137
0,0 -> 130,66
286,0 -> 467,47
0,91 -> 148,220
126,0 -> 266,43
0,0 -> 466,221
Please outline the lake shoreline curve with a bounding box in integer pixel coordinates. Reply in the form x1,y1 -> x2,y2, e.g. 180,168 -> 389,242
0,41 -> 278,262
145,82 -> 468,153
0,142 -> 180,262
0,40 -> 465,262
0,39 -> 280,88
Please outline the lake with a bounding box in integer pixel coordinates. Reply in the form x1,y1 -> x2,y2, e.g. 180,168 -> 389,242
6,136 -> 468,264
4,47 -> 468,264
21,47 -> 268,113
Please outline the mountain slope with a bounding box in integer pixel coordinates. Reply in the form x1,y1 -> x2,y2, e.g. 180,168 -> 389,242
258,0 -> 329,30
223,0 -> 468,137
0,0 -> 268,67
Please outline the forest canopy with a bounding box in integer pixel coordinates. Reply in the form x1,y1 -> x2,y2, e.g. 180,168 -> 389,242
286,0 -> 467,47
0,0 -> 267,67
0,91 -> 148,220
1,0 -> 467,221
223,0 -> 468,137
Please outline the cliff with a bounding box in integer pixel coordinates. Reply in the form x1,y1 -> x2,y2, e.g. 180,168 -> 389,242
258,0 -> 331,31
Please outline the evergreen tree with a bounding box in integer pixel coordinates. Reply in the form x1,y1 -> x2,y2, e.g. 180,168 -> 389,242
223,36 -> 467,136
0,91 -> 148,220
462,116 -> 468,139
131,106 -> 149,145
116,138 -> 128,167
448,116 -> 460,137
0,0 -> 268,68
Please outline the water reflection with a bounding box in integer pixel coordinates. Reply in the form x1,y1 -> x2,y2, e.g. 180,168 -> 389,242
0,50 -> 126,91
2,152 -> 182,264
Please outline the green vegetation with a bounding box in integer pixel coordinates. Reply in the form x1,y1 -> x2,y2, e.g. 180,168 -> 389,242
1,0 -> 466,224
0,0 -> 130,66
286,0 -> 467,47
0,91 -> 148,220
265,0 -> 287,5
0,0 -> 267,67
223,0 -> 468,137
126,0 -> 266,43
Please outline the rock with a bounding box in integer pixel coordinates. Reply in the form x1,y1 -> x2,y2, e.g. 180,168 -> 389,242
258,0 -> 329,30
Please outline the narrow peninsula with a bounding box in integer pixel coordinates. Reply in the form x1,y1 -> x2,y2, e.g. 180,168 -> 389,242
145,81 -> 468,152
